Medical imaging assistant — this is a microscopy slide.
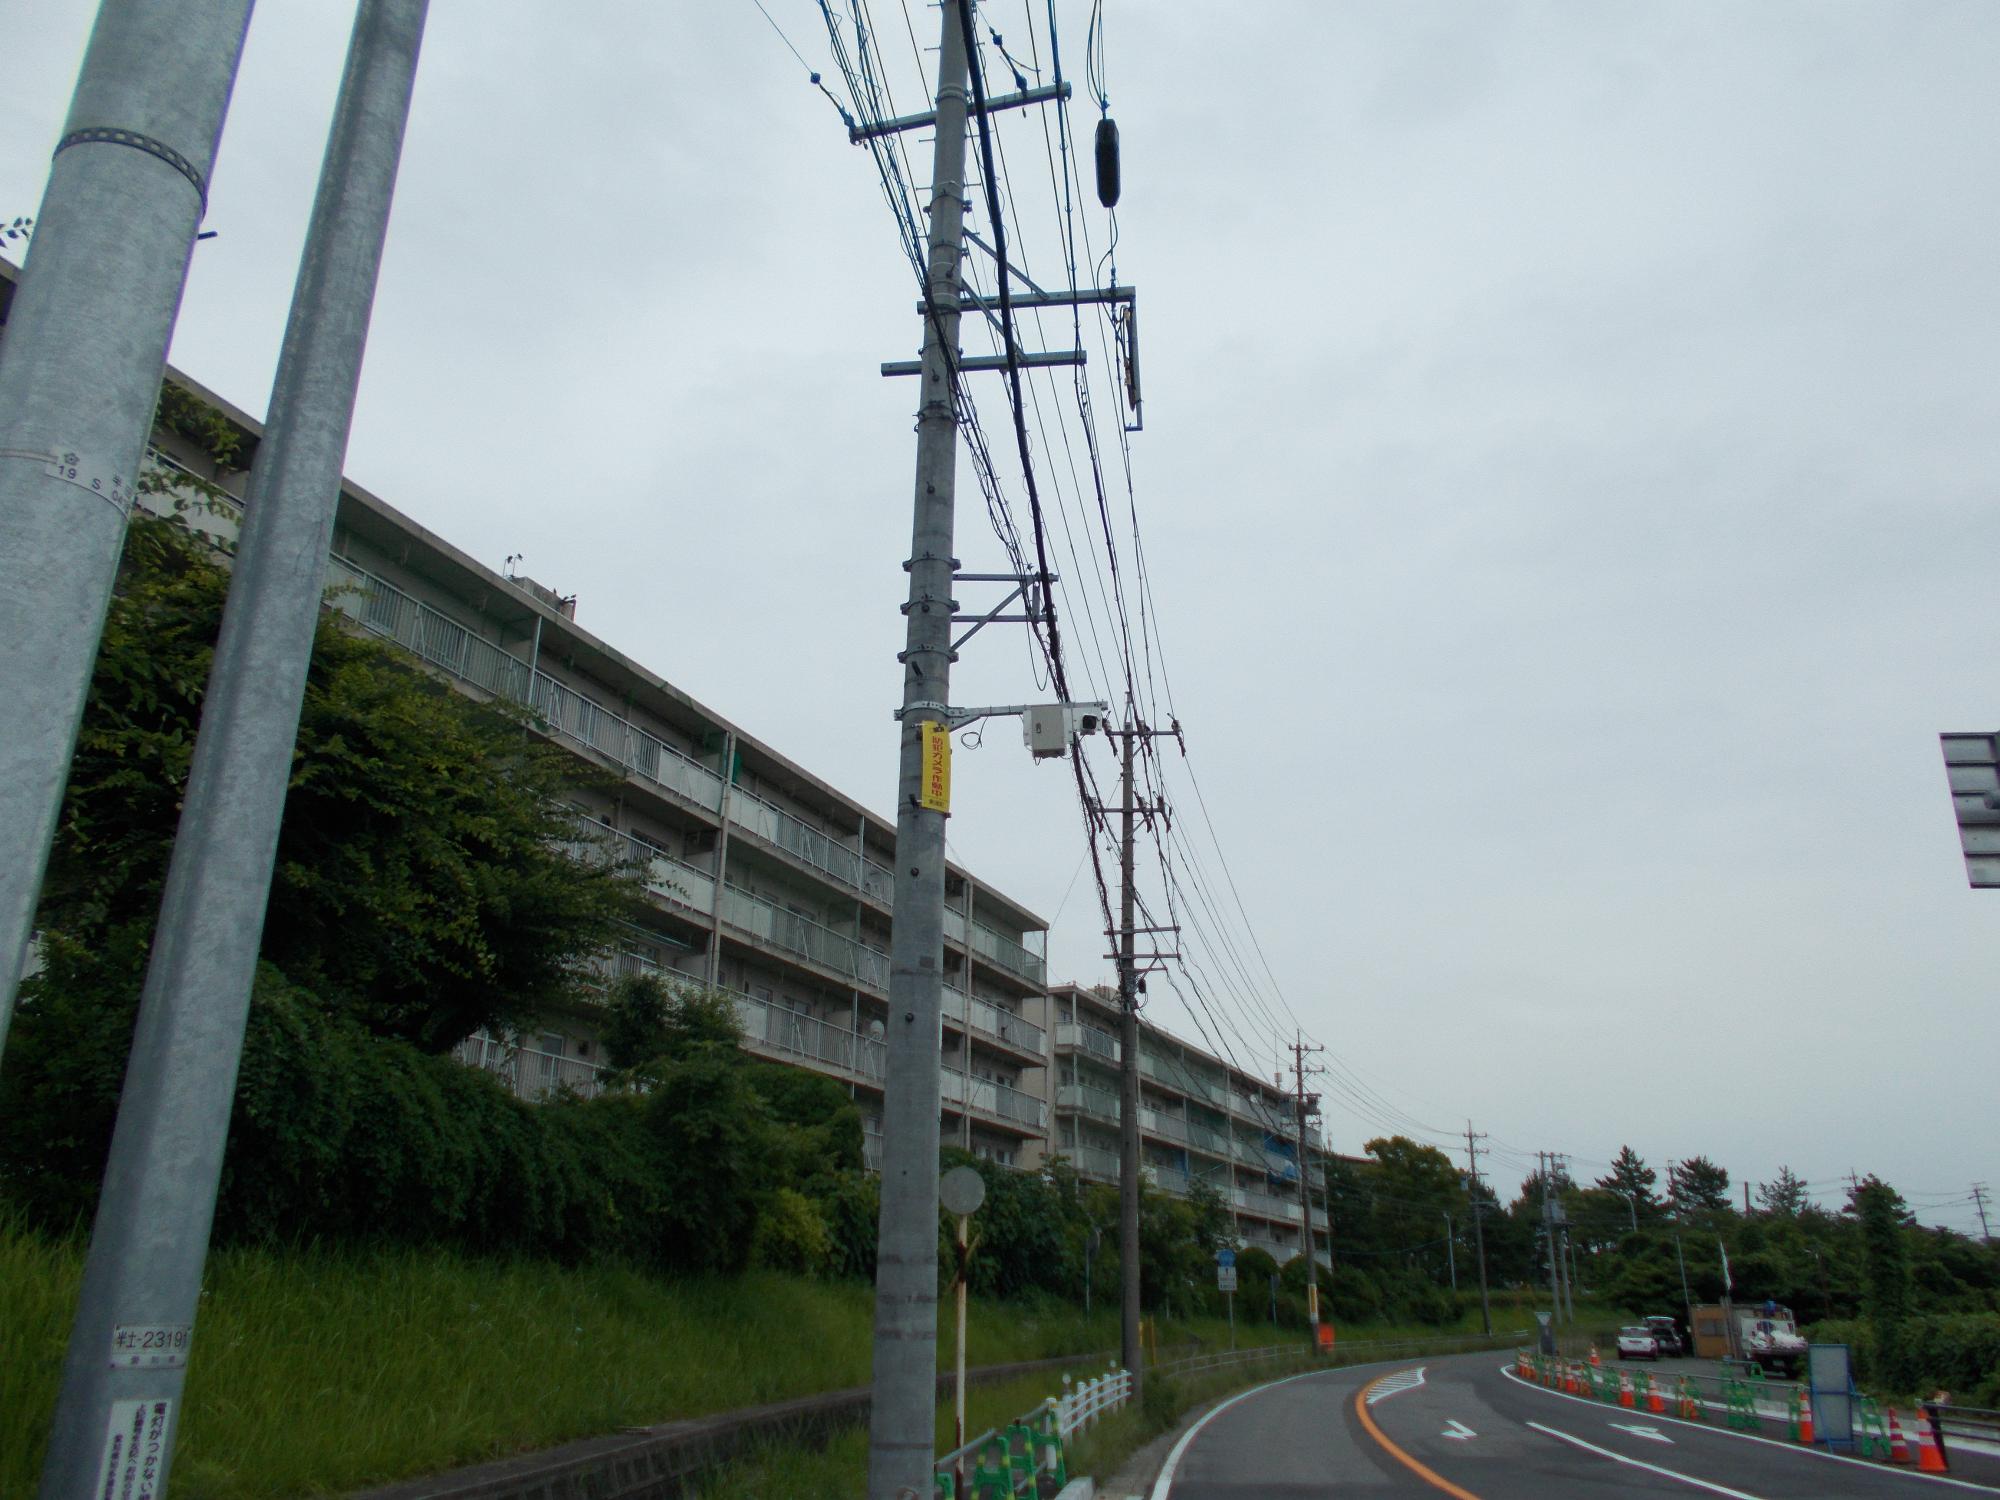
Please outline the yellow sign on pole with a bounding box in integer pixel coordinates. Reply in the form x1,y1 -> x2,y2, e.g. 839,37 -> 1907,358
920,722 -> 952,813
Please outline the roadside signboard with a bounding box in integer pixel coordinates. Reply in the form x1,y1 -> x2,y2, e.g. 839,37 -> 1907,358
1217,1265 -> 1237,1292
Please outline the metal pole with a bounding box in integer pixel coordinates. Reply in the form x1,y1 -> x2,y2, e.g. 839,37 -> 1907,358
1541,1152 -> 1560,1325
864,3 -> 970,1492
954,1215 -> 969,1459
0,0 -> 255,1062
1444,1212 -> 1457,1292
1116,719 -> 1143,1399
1293,1039 -> 1320,1336
1464,1123 -> 1492,1337
1674,1231 -> 1694,1332
34,5 -> 427,1495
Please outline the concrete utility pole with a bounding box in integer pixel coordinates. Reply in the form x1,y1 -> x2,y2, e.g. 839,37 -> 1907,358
1099,711 -> 1180,1400
1540,1151 -> 1561,1324
1463,1122 -> 1492,1336
1443,1212 -> 1456,1292
1973,1183 -> 1992,1242
0,0 -> 255,1063
1291,1036 -> 1325,1336
1116,718 -> 1142,1396
864,3 -> 971,1494
34,6 -> 429,1496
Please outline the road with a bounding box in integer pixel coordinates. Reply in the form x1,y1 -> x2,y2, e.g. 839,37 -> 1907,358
1150,1351 -> 2000,1499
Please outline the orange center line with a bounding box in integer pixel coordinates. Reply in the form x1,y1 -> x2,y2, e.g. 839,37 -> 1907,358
1353,1373 -> 1487,1500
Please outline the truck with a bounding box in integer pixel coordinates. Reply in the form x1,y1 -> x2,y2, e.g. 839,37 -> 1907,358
1734,1305 -> 1808,1377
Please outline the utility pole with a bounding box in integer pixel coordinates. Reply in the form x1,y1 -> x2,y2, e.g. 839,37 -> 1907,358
1539,1151 -> 1561,1324
865,5 -> 971,1493
1553,1152 -> 1574,1321
1443,1212 -> 1457,1292
33,6 -> 429,1496
1291,1035 -> 1325,1339
1973,1183 -> 1992,1242
1099,710 -> 1180,1399
1116,716 -> 1142,1397
1463,1122 -> 1492,1336
0,0 -> 255,1064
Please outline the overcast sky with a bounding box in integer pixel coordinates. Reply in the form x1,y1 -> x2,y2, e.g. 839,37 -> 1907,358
5,2 -> 1996,1228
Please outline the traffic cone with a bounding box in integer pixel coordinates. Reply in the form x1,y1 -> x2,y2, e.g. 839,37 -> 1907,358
1680,1376 -> 1703,1421
1887,1407 -> 1911,1464
1620,1370 -> 1635,1409
1590,1345 -> 1601,1368
1916,1414 -> 1947,1473
1798,1395 -> 1815,1446
1647,1374 -> 1666,1415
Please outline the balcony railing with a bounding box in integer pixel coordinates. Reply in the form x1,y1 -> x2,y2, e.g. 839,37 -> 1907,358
730,989 -> 885,1082
1139,1107 -> 1189,1147
944,986 -> 1046,1058
1055,1082 -> 1122,1125
1236,1187 -> 1303,1224
718,885 -> 889,992
1148,1163 -> 1192,1197
568,819 -> 717,916
726,788 -> 896,906
969,920 -> 1046,985
1065,1142 -> 1122,1181
1184,1119 -> 1233,1159
942,1070 -> 1047,1131
454,1033 -> 608,1100
325,556 -> 729,815
1054,1020 -> 1120,1063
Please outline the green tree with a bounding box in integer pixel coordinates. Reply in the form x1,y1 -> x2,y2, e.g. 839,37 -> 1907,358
1854,1176 -> 1911,1329
1669,1156 -> 1734,1219
1756,1166 -> 1811,1217
38,515 -> 638,1051
1596,1146 -> 1660,1221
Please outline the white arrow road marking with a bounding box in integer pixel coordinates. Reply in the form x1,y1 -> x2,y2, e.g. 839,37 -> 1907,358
1527,1422 -> 1768,1498
1441,1420 -> 1476,1441
1607,1422 -> 1673,1443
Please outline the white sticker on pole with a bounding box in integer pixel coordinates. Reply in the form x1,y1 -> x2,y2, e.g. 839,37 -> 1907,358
95,1398 -> 172,1500
110,1324 -> 191,1370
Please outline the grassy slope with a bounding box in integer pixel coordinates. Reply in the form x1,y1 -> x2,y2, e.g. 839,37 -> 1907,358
1,1220 -> 1280,1500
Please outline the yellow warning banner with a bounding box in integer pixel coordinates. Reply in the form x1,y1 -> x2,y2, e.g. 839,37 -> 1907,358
920,722 -> 952,813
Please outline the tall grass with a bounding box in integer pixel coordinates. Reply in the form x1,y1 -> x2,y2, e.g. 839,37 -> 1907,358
0,1216 -> 1269,1500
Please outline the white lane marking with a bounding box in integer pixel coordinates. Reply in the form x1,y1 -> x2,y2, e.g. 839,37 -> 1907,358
1365,1366 -> 1427,1406
1441,1419 -> 1477,1441
1608,1422 -> 1673,1443
1496,1363 -> 2000,1494
1527,1422 -> 1767,1498
1148,1366 -> 1328,1500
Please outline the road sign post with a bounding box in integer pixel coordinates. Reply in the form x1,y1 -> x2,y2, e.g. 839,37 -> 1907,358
1217,1248 -> 1237,1350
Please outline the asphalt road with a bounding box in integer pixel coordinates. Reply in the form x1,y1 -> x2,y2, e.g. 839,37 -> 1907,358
1150,1350 -> 2000,1499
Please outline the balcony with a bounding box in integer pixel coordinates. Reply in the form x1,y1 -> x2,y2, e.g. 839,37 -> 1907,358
718,885 -> 889,992
942,1070 -> 1047,1132
1235,1187 -> 1303,1224
1184,1119 -> 1234,1160
944,986 -> 1046,1060
1138,1106 -> 1190,1147
325,556 -> 728,816
726,787 -> 895,906
1148,1163 -> 1192,1197
1064,1142 -> 1122,1181
570,820 -> 717,917
942,908 -> 1048,986
1054,1020 -> 1119,1064
1138,1051 -> 1226,1107
730,989 -> 885,1083
1055,1081 -> 1122,1126
454,1032 -> 607,1100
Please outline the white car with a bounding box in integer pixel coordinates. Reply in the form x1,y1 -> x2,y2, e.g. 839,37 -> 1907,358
1616,1326 -> 1660,1361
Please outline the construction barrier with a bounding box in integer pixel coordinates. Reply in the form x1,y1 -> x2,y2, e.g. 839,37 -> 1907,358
1678,1375 -> 1703,1422
1722,1372 -> 1758,1431
1856,1397 -> 1890,1460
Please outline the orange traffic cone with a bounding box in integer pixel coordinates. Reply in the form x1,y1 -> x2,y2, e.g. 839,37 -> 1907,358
1887,1407 -> 1911,1464
1589,1346 -> 1602,1368
1647,1375 -> 1666,1415
1798,1395 -> 1815,1445
1916,1413 -> 1947,1474
1619,1370 -> 1635,1409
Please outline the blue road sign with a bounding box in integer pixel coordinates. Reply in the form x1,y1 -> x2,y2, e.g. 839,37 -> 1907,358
1216,1248 -> 1236,1267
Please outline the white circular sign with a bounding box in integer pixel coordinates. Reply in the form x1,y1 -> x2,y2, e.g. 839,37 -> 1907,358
940,1165 -> 986,1217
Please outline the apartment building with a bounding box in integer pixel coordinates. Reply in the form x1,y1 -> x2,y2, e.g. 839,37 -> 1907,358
0,260 -> 1052,1171
1037,983 -> 1333,1268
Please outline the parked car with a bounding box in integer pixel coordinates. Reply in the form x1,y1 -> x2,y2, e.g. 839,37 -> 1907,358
1643,1316 -> 1685,1357
1616,1326 -> 1660,1361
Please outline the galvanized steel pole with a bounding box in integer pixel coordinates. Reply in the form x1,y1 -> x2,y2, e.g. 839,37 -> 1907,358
35,5 -> 427,1494
864,2 -> 970,1493
0,0 -> 255,1062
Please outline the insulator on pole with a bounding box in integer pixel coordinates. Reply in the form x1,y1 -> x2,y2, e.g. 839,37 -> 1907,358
1095,116 -> 1121,208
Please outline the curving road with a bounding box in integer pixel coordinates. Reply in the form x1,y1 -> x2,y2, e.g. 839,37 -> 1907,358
1149,1351 -> 2000,1499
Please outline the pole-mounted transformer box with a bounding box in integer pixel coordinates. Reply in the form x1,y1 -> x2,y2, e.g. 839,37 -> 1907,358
1024,702 -> 1107,758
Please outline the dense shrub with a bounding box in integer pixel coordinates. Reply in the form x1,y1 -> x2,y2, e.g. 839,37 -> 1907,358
1810,1313 -> 2000,1404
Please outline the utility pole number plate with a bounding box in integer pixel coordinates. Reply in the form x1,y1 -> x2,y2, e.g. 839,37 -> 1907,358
110,1324 -> 192,1369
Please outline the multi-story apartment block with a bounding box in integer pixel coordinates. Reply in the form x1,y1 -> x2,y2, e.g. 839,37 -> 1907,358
1037,983 -> 1332,1268
0,261 -> 1051,1172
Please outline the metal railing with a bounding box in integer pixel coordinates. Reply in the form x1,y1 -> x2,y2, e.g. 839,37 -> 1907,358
1056,1082 -> 1122,1125
568,819 -> 717,915
717,884 -> 890,992
1055,1020 -> 1120,1063
944,986 -> 1046,1057
724,787 -> 896,905
453,1032 -> 608,1100
943,1070 -> 1048,1130
729,989 -> 886,1082
1064,1143 -> 1122,1180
